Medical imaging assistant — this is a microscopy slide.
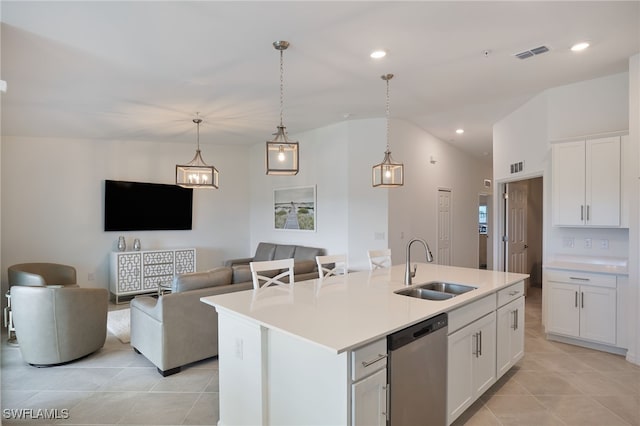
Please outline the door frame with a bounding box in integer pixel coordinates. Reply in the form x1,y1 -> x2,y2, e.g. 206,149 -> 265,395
494,173 -> 544,273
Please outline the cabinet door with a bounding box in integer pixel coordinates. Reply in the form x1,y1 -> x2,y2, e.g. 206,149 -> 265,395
473,312 -> 496,397
116,252 -> 142,292
580,285 -> 617,345
546,282 -> 580,338
552,141 -> 586,226
497,297 -> 525,378
352,368 -> 387,426
585,137 -> 620,226
447,324 -> 474,424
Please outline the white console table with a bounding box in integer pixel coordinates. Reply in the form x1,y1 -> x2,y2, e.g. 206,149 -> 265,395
109,248 -> 196,303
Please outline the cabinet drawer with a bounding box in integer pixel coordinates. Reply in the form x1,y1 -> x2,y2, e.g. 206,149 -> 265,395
545,270 -> 616,288
497,281 -> 525,307
448,294 -> 496,334
352,338 -> 387,381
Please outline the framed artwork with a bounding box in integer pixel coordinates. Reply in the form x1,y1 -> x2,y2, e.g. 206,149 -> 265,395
274,186 -> 316,231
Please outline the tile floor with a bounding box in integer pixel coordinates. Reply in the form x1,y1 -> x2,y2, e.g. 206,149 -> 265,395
1,286 -> 638,425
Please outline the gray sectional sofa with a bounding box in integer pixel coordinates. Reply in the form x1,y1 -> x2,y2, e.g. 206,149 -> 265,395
130,242 -> 324,376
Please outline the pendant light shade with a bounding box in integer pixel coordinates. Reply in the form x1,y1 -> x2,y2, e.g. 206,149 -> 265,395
266,40 -> 299,175
372,73 -> 404,188
176,115 -> 219,189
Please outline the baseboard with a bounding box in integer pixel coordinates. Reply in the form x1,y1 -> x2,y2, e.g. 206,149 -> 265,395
546,333 -> 627,356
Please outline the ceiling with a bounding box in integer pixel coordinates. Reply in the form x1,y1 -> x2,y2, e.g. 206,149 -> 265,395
1,1 -> 639,163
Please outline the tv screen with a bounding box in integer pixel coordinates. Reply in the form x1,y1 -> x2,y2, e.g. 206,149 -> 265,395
104,180 -> 193,231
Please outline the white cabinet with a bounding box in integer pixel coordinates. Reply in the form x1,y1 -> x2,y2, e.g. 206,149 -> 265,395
447,311 -> 496,424
351,338 -> 388,426
110,248 -> 196,303
552,136 -> 621,227
497,297 -> 525,377
352,369 -> 387,426
546,270 -> 616,345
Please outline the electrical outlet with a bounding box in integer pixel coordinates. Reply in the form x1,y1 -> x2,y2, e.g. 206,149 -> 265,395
600,239 -> 609,249
88,272 -> 96,281
563,237 -> 575,248
584,238 -> 592,249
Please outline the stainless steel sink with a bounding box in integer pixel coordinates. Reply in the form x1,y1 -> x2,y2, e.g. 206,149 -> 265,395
418,282 -> 476,295
395,281 -> 476,301
395,287 -> 455,301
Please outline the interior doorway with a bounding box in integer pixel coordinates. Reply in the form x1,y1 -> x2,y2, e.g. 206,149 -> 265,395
478,194 -> 490,269
500,177 -> 543,290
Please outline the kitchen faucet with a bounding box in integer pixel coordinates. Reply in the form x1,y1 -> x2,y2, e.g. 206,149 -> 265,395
404,238 -> 434,285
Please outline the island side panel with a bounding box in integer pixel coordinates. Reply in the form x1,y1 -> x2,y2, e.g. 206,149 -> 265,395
217,311 -> 268,425
267,330 -> 349,425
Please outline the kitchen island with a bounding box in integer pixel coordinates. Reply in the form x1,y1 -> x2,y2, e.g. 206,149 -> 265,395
201,263 -> 528,425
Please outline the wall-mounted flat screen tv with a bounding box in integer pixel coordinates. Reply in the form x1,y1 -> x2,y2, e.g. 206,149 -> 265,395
104,180 -> 193,231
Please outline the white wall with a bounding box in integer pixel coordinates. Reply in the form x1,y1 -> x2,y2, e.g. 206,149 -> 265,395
388,119 -> 493,269
628,53 -> 639,364
248,119 -> 388,271
1,136 -> 251,291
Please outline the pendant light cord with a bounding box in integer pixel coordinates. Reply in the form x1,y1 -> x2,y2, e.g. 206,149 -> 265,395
279,49 -> 284,128
386,77 -> 390,151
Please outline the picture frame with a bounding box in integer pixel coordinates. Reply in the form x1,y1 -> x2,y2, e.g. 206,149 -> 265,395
274,185 -> 316,231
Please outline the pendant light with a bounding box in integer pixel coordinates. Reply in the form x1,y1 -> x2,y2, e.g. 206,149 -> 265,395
266,40 -> 299,175
372,73 -> 404,188
176,114 -> 219,189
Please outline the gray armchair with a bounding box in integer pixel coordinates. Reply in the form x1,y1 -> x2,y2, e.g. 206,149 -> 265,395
10,286 -> 109,366
8,263 -> 77,287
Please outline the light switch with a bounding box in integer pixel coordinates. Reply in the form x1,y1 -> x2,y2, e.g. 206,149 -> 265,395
600,239 -> 609,249
584,238 -> 592,249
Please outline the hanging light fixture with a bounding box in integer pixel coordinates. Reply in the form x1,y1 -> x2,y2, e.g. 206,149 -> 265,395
266,40 -> 299,175
372,73 -> 404,188
176,114 -> 219,189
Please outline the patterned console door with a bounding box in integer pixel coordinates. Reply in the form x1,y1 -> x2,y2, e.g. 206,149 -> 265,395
110,248 -> 196,303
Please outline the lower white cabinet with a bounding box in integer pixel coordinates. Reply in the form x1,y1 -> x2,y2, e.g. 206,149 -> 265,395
447,311 -> 496,424
497,297 -> 525,377
546,271 -> 616,345
352,368 -> 387,426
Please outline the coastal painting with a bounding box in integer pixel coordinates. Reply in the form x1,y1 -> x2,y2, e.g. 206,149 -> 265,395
274,186 -> 316,231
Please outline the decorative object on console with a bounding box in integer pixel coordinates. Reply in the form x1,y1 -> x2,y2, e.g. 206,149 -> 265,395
133,238 -> 141,251
176,113 -> 219,189
274,186 -> 316,231
372,73 -> 404,188
266,40 -> 299,175
117,236 -> 126,252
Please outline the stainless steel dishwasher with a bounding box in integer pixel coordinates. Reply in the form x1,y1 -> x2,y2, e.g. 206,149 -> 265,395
387,313 -> 448,426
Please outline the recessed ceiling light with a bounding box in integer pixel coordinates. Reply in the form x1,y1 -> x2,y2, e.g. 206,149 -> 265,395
571,42 -> 590,52
456,129 -> 464,134
370,50 -> 387,59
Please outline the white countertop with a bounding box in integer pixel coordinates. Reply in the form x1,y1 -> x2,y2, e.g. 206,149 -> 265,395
544,255 -> 628,275
201,263 -> 529,354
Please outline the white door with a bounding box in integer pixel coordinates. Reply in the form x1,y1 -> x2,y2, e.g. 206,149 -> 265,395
472,312 -> 497,396
546,282 -> 580,338
438,189 -> 452,265
552,141 -> 586,226
586,137 -> 620,226
506,182 -> 528,278
447,324 -> 474,424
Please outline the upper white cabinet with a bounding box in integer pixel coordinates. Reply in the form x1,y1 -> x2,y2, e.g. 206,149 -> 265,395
552,136 -> 621,227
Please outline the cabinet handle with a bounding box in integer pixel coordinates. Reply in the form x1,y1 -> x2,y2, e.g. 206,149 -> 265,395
361,354 -> 387,368
513,309 -> 518,330
569,276 -> 590,281
478,330 -> 483,357
587,205 -> 590,221
581,205 -> 584,221
384,384 -> 390,421
581,292 -> 584,309
508,290 -> 520,296
575,291 -> 578,308
472,333 -> 478,357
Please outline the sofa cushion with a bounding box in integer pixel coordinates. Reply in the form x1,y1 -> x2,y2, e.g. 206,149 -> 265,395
294,245 -> 324,261
232,265 -> 253,284
254,243 -> 277,261
294,259 -> 317,275
274,244 -> 296,260
172,267 -> 232,293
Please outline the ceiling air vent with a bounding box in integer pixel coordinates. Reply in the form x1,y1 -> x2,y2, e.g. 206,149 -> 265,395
514,45 -> 549,60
